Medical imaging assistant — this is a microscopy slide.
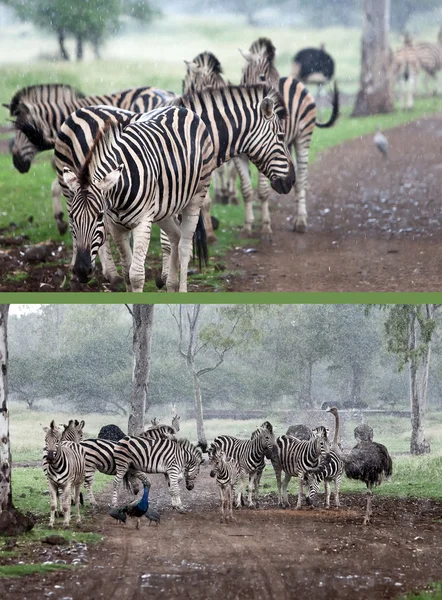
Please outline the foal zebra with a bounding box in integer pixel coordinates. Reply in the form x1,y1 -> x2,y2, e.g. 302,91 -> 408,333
43,420 -> 85,528
112,437 -> 204,511
57,85 -> 294,292
210,449 -> 241,523
239,37 -> 339,236
210,427 -> 275,508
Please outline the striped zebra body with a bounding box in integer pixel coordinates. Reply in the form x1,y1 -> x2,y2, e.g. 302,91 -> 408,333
393,41 -> 421,110
306,448 -> 343,509
210,450 -> 242,522
56,104 -> 213,293
140,424 -> 177,441
249,421 -> 274,492
210,428 -> 275,508
112,436 -> 204,510
79,438 -> 150,505
240,37 -> 339,236
5,83 -> 174,284
43,421 -> 85,528
272,434 -> 329,508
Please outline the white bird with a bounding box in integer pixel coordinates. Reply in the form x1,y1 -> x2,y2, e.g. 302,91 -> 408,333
373,127 -> 389,159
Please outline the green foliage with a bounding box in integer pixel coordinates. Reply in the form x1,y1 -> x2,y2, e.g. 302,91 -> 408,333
402,581 -> 442,599
0,564 -> 72,578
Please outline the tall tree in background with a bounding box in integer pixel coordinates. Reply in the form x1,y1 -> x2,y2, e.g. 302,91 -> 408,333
383,304 -> 441,454
169,305 -> 262,446
0,305 -> 11,513
127,304 -> 155,436
353,0 -> 394,116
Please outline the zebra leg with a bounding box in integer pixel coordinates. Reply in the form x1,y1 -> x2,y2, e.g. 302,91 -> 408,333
98,241 -> 123,287
281,473 -> 292,507
273,462 -> 284,506
233,155 -> 255,235
235,474 -> 245,508
73,483 -> 82,526
48,479 -> 59,528
407,73 -> 416,110
201,190 -> 218,244
158,217 -> 181,292
178,196 -> 206,293
168,476 -> 184,512
295,474 -> 304,509
51,178 -> 68,235
108,223 -> 133,290
324,480 -> 331,509
293,140 -> 309,233
247,473 -> 256,508
61,484 -> 72,528
334,476 -> 341,508
257,172 -> 272,241
129,218 -> 153,293
83,469 -> 97,506
112,466 -> 127,506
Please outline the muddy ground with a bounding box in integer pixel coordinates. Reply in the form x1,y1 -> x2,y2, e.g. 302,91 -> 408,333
2,462 -> 442,600
226,114 -> 442,292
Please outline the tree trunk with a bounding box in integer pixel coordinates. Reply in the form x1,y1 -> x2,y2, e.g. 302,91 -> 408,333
92,37 -> 101,59
57,29 -> 70,61
0,305 -> 11,513
128,305 -> 154,436
350,363 -> 363,406
76,36 -> 84,61
352,0 -> 394,116
409,309 -> 430,455
303,360 -> 314,408
191,371 -> 207,447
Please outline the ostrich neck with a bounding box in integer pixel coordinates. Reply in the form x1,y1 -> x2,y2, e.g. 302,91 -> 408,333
332,411 -> 340,448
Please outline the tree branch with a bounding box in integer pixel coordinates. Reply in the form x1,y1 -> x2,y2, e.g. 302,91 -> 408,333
124,304 -> 134,318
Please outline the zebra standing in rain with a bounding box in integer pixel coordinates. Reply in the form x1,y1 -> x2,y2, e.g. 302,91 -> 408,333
411,28 -> 442,95
210,449 -> 242,522
3,83 -> 175,286
43,420 -> 86,528
239,37 -> 339,237
112,437 -> 204,511
210,427 -> 275,508
392,35 -> 421,110
56,84 -> 294,292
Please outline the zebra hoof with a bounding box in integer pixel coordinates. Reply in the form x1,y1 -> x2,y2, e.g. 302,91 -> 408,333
241,225 -> 253,236
109,275 -> 125,291
207,233 -> 218,245
57,220 -> 68,235
293,220 -> 307,233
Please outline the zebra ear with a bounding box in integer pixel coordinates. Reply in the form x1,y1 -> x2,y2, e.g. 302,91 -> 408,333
95,164 -> 124,193
184,60 -> 198,74
239,48 -> 253,63
2,103 -> 10,110
261,97 -> 275,119
63,168 -> 80,193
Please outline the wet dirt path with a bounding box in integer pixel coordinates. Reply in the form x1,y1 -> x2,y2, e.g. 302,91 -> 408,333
226,114 -> 442,292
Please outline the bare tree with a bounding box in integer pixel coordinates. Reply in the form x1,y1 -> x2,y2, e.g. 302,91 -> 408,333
0,305 -> 11,513
126,305 -> 155,436
352,0 -> 394,116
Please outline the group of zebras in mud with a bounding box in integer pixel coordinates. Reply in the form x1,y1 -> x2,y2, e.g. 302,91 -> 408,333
393,27 -> 442,109
4,38 -> 339,292
42,407 -> 392,529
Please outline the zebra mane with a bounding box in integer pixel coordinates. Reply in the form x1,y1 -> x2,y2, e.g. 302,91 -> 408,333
9,84 -> 85,116
175,84 -> 287,121
193,51 -> 223,74
13,120 -> 55,151
77,119 -> 124,188
176,437 -> 203,460
249,37 -> 276,62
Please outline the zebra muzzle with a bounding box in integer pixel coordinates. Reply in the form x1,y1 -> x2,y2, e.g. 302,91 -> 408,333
270,165 -> 296,195
73,249 -> 93,283
12,153 -> 31,174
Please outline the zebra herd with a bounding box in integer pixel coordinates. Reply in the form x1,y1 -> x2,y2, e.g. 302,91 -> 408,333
42,408 -> 392,528
393,28 -> 442,110
4,37 -> 339,292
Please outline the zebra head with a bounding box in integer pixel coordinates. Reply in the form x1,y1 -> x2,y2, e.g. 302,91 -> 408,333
253,427 -> 276,459
43,420 -> 62,464
182,52 -> 225,94
183,444 -> 204,491
60,419 -> 85,443
9,102 -> 55,172
171,414 -> 180,432
239,38 -> 280,89
62,165 -> 123,283
241,86 -> 295,196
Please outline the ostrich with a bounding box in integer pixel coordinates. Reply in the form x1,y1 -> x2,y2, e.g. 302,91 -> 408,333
342,426 -> 392,525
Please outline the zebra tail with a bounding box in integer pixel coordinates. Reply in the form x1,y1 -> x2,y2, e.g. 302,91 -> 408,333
315,81 -> 339,128
193,213 -> 209,271
80,492 -> 84,506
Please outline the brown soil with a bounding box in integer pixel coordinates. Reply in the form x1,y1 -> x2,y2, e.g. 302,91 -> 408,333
226,114 -> 442,292
2,463 -> 442,600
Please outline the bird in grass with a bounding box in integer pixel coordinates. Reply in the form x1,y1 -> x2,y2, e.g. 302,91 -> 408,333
373,127 -> 389,159
145,506 -> 161,526
108,482 -> 151,529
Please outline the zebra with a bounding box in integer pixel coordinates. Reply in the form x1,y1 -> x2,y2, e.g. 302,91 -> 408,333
56,84 -> 295,292
392,36 -> 421,110
272,433 -> 330,509
239,37 -> 339,237
43,420 -> 85,528
210,427 -> 276,508
4,83 -> 175,287
112,436 -> 204,511
182,52 -> 238,241
142,414 -> 180,439
79,438 -> 150,506
209,449 -> 242,523
411,28 -> 442,95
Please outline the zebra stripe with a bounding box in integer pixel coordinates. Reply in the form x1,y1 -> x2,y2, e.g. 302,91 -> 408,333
112,436 -> 204,510
272,433 -> 329,509
306,448 -> 343,509
56,104 -> 213,293
393,40 -> 421,110
43,420 -> 85,528
210,428 -> 275,508
209,450 -> 242,522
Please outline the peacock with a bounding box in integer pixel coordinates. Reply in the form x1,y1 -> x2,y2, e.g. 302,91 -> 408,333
108,482 -> 152,529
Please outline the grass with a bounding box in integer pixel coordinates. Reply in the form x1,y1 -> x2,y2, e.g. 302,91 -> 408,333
0,563 -> 72,578
402,582 -> 442,599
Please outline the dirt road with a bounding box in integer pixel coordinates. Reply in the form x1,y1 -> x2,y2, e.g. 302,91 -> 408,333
2,463 -> 442,600
226,115 -> 442,292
